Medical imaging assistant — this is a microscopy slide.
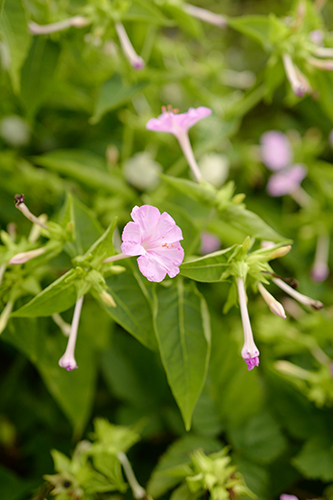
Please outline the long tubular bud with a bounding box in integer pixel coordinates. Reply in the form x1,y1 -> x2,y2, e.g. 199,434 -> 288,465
115,22 -> 145,70
58,296 -> 84,371
273,278 -> 323,310
183,3 -> 227,27
14,195 -> 48,229
237,277 -> 260,370
117,452 -> 146,500
29,15 -> 89,35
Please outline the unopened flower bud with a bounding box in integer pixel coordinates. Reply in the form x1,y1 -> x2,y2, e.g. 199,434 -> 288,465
100,290 -> 116,308
258,283 -> 286,318
269,245 -> 292,259
9,247 -> 46,265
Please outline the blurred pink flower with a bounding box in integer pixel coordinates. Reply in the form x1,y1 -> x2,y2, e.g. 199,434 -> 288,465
280,495 -> 299,500
121,205 -> 184,282
146,106 -> 212,182
260,131 -> 307,197
329,130 -> 333,148
200,232 -> 221,255
260,131 -> 292,171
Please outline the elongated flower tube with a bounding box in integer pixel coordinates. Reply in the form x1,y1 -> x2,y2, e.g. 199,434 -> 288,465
58,296 -> 84,371
183,3 -> 226,28
115,205 -> 184,282
258,282 -> 286,318
9,247 -> 46,265
312,233 -> 330,282
115,22 -> 145,70
146,106 -> 212,183
273,278 -> 323,310
282,53 -> 312,97
117,452 -> 146,500
29,16 -> 88,35
237,277 -> 259,370
14,194 -> 48,229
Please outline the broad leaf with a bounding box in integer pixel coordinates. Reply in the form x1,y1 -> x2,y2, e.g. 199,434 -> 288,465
180,246 -> 237,283
153,279 -> 211,430
33,150 -> 134,199
123,0 -> 170,24
227,15 -> 272,51
91,74 -> 149,124
20,37 -> 60,121
11,269 -> 79,317
104,263 -> 157,350
292,434 -> 333,481
0,0 -> 31,92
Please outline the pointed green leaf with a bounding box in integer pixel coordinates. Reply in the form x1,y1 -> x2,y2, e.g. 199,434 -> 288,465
91,74 -> 149,124
70,195 -> 103,255
104,264 -> 157,350
153,279 -> 211,430
20,37 -> 60,121
227,15 -> 272,51
11,269 -> 79,317
33,150 -> 134,198
292,434 -> 333,481
0,0 -> 31,92
84,218 -> 117,266
123,0 -> 171,24
180,246 -> 237,282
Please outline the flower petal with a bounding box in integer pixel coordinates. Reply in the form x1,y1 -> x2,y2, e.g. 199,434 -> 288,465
137,254 -> 167,282
131,205 -> 160,241
146,211 -> 183,247
146,106 -> 212,137
121,221 -> 144,256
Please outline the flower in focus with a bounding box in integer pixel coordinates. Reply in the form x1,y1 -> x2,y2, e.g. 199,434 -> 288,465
260,131 -> 307,197
146,106 -> 212,183
237,277 -> 260,370
121,205 -> 184,282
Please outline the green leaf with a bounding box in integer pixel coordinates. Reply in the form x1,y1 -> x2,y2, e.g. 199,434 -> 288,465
222,205 -> 287,243
0,0 -> 31,92
227,15 -> 272,51
11,269 -> 79,317
67,194 -> 103,256
236,458 -> 269,500
32,150 -> 134,198
91,74 -> 149,124
104,263 -> 157,350
161,4 -> 204,39
0,465 -> 34,500
0,0 -> 4,18
229,410 -> 287,465
84,219 -> 117,266
123,0 -> 170,24
292,434 -> 333,481
180,246 -> 237,283
147,434 -> 222,498
153,279 -> 211,430
2,305 -> 109,435
20,37 -> 60,121
160,174 -> 218,206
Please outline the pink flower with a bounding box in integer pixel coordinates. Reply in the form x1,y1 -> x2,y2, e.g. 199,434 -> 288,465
266,164 -> 307,197
260,131 -> 307,197
200,232 -> 221,255
146,106 -> 212,183
121,205 -> 184,282
260,131 -> 292,171
280,495 -> 299,500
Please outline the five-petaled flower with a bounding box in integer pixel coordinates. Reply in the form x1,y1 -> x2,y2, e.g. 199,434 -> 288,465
146,106 -> 212,183
260,131 -> 307,197
121,205 -> 184,283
